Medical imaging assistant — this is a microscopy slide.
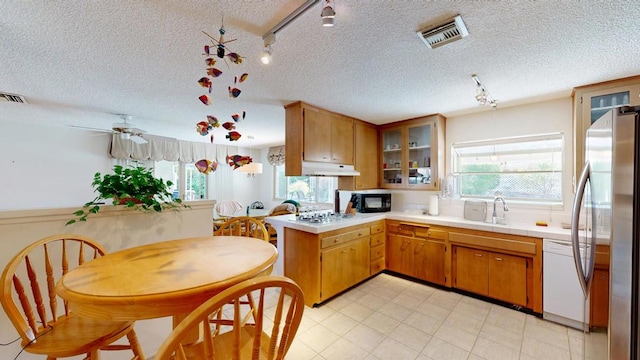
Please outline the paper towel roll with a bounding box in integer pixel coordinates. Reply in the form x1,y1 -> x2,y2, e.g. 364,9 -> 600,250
428,194 -> 439,216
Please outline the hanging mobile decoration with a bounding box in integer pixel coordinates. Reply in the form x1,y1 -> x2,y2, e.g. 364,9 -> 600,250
226,154 -> 252,169
207,115 -> 220,128
198,77 -> 212,93
228,87 -> 241,98
225,131 -> 242,141
195,159 -> 218,174
195,16 -> 249,142
231,111 -> 246,122
222,122 -> 236,130
207,67 -> 223,77
196,121 -> 213,136
199,95 -> 212,106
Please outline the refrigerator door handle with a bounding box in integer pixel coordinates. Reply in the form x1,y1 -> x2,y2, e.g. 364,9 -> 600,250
571,161 -> 590,298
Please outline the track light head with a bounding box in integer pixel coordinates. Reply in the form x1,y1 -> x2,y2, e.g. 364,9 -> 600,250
321,0 -> 336,27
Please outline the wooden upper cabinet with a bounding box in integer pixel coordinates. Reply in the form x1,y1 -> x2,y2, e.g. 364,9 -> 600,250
379,114 -> 445,190
330,114 -> 354,164
285,101 -> 355,176
303,107 -> 332,162
572,75 -> 640,191
339,121 -> 379,190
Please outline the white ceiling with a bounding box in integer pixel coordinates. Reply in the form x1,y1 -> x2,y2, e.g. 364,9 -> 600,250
2,1 -> 640,148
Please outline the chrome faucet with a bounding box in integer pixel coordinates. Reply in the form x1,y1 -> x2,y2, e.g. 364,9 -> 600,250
492,192 -> 509,225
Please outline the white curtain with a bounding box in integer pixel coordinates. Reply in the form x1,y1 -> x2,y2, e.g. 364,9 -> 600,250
110,134 -> 219,162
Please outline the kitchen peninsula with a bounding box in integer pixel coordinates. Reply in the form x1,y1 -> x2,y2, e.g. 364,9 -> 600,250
267,211 -> 573,314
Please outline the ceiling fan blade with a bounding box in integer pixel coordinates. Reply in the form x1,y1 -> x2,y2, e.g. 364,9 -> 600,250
67,124 -> 112,133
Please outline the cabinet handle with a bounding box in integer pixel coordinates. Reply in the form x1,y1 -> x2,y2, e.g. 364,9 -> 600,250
341,249 -> 347,253
358,232 -> 363,237
494,257 -> 503,261
350,247 -> 356,251
474,253 -> 483,257
334,238 -> 339,243
427,231 -> 431,237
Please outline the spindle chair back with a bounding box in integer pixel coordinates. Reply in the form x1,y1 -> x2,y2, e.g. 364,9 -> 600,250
0,234 -> 145,359
154,276 -> 304,360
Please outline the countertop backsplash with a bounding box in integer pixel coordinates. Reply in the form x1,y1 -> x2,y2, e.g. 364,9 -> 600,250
388,189 -> 573,230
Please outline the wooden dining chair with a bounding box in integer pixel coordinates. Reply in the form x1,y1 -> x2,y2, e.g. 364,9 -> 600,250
154,276 -> 305,360
214,216 -> 269,241
0,234 -> 145,360
265,203 -> 297,246
212,216 -> 271,332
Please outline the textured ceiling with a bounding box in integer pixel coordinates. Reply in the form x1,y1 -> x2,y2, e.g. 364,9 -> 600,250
2,1 -> 640,147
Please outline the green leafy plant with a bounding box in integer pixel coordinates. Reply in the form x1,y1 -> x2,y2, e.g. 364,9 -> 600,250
66,164 -> 188,225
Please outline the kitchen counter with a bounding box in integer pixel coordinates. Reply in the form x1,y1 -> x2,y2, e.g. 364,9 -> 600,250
265,213 -> 387,234
266,211 -> 572,241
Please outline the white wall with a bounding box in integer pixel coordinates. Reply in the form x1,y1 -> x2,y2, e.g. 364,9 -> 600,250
392,97 -> 574,226
0,121 -> 114,210
0,120 -> 266,212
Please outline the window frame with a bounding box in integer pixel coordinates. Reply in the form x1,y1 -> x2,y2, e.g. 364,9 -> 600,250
451,132 -> 564,205
273,165 -> 337,205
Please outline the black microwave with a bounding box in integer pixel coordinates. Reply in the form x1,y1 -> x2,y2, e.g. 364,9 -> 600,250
350,193 -> 391,213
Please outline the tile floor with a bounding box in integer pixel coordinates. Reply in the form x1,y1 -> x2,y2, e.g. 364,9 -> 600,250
285,273 -> 608,360
6,272 -> 606,360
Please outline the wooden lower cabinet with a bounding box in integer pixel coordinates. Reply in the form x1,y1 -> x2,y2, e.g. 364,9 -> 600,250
454,247 -> 489,295
590,244 -> 610,328
488,252 -> 527,306
369,222 -> 386,275
414,238 -> 446,285
321,237 -> 369,298
284,220 -> 384,306
386,221 -> 447,286
453,246 -> 528,307
590,269 -> 610,328
386,221 -> 542,313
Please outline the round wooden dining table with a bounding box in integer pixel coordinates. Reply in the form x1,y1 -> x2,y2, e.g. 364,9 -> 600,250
55,236 -> 277,324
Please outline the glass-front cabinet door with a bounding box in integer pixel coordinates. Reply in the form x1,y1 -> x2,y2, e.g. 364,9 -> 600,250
381,127 -> 403,186
573,77 -> 640,191
407,123 -> 433,188
380,114 -> 444,190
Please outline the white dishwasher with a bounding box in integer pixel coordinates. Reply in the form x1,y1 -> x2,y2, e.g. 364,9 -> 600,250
543,238 -> 589,330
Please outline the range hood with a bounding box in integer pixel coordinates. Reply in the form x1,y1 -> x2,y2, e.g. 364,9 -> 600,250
301,161 -> 360,176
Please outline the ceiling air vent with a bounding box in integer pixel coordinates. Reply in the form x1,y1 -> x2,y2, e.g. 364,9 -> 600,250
417,15 -> 469,49
0,92 -> 28,104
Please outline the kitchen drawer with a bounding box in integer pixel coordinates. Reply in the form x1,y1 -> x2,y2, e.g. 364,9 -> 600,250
393,223 -> 414,237
415,228 -> 447,240
370,223 -> 384,235
370,258 -> 385,275
370,233 -> 385,247
370,244 -> 385,261
321,227 -> 370,249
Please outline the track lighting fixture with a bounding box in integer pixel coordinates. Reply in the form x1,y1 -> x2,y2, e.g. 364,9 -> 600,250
321,0 -> 336,27
261,0 -> 334,65
471,74 -> 498,109
261,44 -> 272,64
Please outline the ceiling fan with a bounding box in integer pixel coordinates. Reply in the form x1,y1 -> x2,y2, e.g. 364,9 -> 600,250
69,114 -> 148,144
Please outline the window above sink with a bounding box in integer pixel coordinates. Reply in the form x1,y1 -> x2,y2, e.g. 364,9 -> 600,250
452,132 -> 564,205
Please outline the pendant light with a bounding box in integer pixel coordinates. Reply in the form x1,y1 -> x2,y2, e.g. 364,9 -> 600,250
238,136 -> 263,177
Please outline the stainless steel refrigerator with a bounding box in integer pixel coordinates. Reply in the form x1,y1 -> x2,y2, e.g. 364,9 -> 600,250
571,106 -> 639,359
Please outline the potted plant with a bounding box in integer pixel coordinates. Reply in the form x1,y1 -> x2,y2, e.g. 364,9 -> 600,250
66,164 -> 188,225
